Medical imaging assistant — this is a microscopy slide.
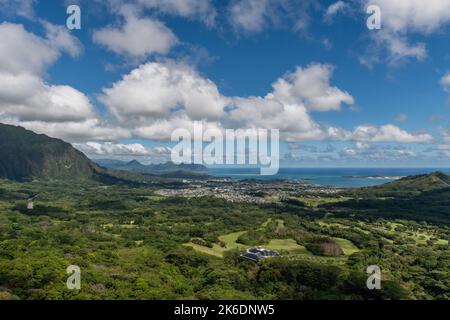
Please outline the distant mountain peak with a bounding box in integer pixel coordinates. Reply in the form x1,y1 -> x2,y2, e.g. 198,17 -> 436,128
368,171 -> 450,195
127,160 -> 143,165
94,158 -> 207,176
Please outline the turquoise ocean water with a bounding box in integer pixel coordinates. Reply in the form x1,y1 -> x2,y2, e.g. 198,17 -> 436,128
207,168 -> 450,188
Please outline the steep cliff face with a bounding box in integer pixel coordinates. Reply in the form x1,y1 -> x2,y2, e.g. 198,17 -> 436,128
0,123 -> 97,181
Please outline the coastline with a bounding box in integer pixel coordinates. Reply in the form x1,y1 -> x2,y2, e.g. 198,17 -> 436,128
206,167 -> 450,188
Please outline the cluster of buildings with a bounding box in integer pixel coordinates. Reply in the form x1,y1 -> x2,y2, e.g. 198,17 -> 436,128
155,178 -> 342,203
155,186 -> 267,203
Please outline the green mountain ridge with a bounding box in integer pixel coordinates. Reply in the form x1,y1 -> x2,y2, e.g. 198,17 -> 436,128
0,123 -> 206,183
1,122 -> 449,194
361,171 -> 450,196
0,123 -> 98,181
329,171 -> 450,224
94,159 -> 207,175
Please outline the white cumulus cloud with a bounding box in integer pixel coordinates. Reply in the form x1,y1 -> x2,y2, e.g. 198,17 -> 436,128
0,22 -> 123,142
100,61 -> 230,124
137,0 -> 217,26
1,118 -> 130,142
93,9 -> 178,58
360,0 -> 450,66
75,142 -> 152,156
325,1 -> 349,21
364,0 -> 450,34
271,64 -> 354,112
0,22 -> 59,75
99,60 -> 430,144
350,124 -> 433,143
440,71 -> 450,92
228,0 -> 269,33
227,0 -> 317,34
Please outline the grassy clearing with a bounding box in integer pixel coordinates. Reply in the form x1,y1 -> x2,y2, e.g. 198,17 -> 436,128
186,219 -> 362,259
185,236 -> 313,258
184,231 -> 247,258
259,218 -> 285,232
265,239 -> 311,255
146,195 -> 164,201
265,195 -> 280,202
0,201 -> 10,209
219,231 -> 247,248
261,218 -> 272,228
333,237 -> 359,256
120,224 -> 138,229
183,243 -> 224,258
372,221 -> 448,245
185,230 -> 312,258
410,231 -> 448,245
318,221 -> 349,229
101,223 -> 138,229
288,254 -> 347,266
296,196 -> 351,208
319,220 -> 371,236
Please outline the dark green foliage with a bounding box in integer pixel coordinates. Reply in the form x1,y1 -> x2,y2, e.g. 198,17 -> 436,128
323,172 -> 450,225
325,187 -> 450,224
281,197 -> 307,207
0,174 -> 449,300
0,123 -> 97,181
358,171 -> 450,196
305,238 -> 343,257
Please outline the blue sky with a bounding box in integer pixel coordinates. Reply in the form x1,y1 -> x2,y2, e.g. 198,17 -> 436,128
1,0 -> 450,167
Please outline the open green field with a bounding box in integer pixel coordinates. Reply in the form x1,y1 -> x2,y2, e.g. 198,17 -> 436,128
146,195 -> 164,201
185,217 -> 362,259
183,242 -> 224,258
320,219 -> 449,246
318,221 -> 350,229
295,196 -> 352,207
184,231 -> 247,258
372,221 -> 449,245
333,237 -> 360,255
410,231 -> 448,245
260,218 -> 272,228
219,231 -> 247,248
0,176 -> 449,300
265,239 -> 311,255
185,216 -> 361,259
289,254 -> 348,266
185,235 -> 313,258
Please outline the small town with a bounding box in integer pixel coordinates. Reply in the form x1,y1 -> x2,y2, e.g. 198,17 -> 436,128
155,178 -> 344,203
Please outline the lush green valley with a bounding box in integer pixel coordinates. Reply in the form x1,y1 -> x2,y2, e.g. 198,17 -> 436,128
0,124 -> 448,300
0,177 -> 448,300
